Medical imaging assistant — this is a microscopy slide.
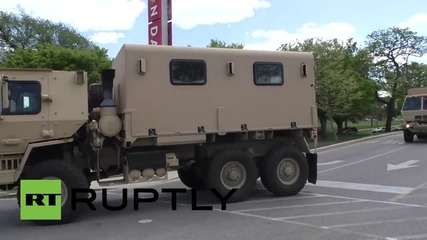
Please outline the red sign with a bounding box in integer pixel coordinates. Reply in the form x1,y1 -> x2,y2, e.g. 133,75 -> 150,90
148,19 -> 162,45
148,0 -> 171,45
148,0 -> 162,23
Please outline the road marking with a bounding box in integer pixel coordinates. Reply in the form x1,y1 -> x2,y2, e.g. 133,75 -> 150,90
318,145 -> 409,173
138,219 -> 153,224
326,216 -> 427,228
275,205 -> 411,220
215,204 -> 387,239
387,160 -> 420,171
0,198 -> 14,201
305,192 -> 427,208
318,160 -> 344,166
161,193 -> 391,240
388,233 -> 427,240
229,194 -> 322,205
390,180 -> 427,202
314,180 -> 414,194
232,200 -> 367,213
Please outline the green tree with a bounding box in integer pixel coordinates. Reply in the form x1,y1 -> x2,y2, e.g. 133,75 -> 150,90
207,39 -> 244,49
278,38 -> 376,139
3,44 -> 111,84
365,27 -> 427,132
0,11 -> 97,51
0,11 -> 112,83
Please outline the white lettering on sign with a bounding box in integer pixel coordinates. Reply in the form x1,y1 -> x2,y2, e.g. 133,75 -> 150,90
150,40 -> 158,45
150,5 -> 158,18
150,25 -> 158,36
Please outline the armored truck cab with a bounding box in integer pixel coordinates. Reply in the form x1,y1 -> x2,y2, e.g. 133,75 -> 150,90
0,44 -> 318,225
401,87 -> 427,142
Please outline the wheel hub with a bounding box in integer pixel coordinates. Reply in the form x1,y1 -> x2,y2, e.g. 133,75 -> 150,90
277,158 -> 300,185
42,177 -> 68,207
220,161 -> 246,189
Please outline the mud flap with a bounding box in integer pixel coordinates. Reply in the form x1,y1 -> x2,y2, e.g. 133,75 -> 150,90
306,152 -> 317,184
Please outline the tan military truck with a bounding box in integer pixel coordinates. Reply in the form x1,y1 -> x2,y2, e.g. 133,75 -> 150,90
0,44 -> 318,224
401,87 -> 427,142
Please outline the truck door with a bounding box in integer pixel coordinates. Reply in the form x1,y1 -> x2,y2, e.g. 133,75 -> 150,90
0,73 -> 50,156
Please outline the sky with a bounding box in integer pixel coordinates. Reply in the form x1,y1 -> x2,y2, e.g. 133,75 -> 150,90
2,0 -> 427,62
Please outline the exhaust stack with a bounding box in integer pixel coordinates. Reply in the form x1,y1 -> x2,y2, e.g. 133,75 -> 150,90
100,69 -> 116,107
97,69 -> 122,138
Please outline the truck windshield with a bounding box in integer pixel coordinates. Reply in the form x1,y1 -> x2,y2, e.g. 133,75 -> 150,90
402,96 -> 421,111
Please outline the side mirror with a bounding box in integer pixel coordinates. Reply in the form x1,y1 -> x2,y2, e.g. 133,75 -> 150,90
1,75 -> 10,110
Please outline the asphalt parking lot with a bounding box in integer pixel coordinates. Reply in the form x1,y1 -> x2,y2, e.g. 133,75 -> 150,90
1,132 -> 427,240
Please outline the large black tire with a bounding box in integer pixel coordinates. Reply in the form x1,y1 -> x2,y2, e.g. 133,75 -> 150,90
404,130 -> 414,143
17,160 -> 89,225
88,83 -> 104,111
177,166 -> 206,190
203,149 -> 258,203
260,145 -> 308,197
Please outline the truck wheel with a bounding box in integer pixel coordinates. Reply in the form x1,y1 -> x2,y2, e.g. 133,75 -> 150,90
204,150 -> 258,203
178,166 -> 205,190
404,130 -> 414,143
17,160 -> 89,225
260,146 -> 308,197
88,82 -> 104,111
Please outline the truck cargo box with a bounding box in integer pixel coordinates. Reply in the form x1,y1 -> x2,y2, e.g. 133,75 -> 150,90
111,44 -> 317,144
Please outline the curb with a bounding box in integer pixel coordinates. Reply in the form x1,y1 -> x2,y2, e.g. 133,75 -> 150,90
314,131 -> 401,152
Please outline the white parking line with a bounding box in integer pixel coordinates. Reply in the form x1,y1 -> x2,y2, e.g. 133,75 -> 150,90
232,200 -> 367,213
389,233 -> 427,240
215,204 -> 387,240
326,216 -> 427,228
306,192 -> 427,209
158,193 -> 390,239
229,194 -> 322,205
318,145 -> 409,174
314,180 -> 414,194
0,198 -> 14,201
275,205 -> 411,220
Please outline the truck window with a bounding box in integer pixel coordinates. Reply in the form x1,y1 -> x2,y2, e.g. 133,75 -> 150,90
2,81 -> 41,115
402,96 -> 421,111
423,97 -> 427,110
170,59 -> 207,85
253,62 -> 284,85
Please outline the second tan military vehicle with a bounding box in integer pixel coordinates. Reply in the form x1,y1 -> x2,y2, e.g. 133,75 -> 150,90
0,44 -> 318,225
401,87 -> 427,142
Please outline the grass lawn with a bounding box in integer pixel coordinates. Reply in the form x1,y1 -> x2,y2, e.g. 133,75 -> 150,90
322,117 -> 404,132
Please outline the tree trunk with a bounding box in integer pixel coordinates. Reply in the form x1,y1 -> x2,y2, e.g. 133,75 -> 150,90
334,118 -> 344,134
385,98 -> 395,132
344,120 -> 348,128
327,111 -> 338,141
319,116 -> 328,140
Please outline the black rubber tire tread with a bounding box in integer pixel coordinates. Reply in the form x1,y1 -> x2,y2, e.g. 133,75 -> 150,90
404,130 -> 414,143
177,166 -> 206,190
260,145 -> 308,197
204,149 -> 258,203
17,160 -> 89,225
88,83 -> 104,111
